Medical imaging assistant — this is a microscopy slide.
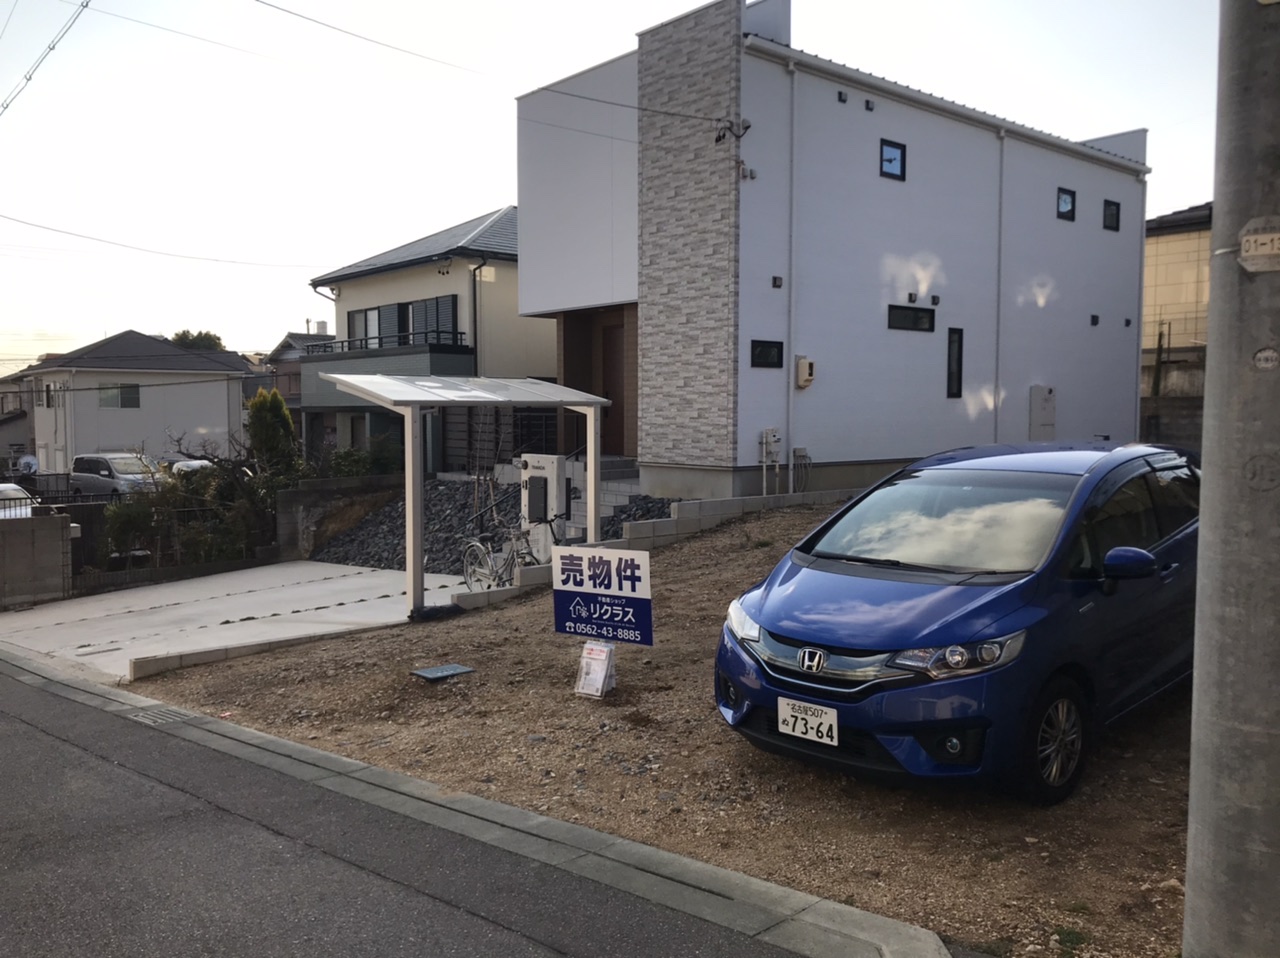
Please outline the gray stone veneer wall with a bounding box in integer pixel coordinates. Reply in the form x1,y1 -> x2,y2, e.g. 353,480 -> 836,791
637,0 -> 742,470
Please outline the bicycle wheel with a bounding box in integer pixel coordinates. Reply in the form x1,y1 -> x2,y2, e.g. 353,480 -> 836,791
463,542 -> 498,591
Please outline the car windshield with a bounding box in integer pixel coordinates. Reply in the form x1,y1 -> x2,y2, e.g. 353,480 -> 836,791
110,456 -> 157,476
0,486 -> 32,500
806,468 -> 1079,573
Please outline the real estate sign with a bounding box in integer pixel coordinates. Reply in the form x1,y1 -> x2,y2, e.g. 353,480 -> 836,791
551,546 -> 653,646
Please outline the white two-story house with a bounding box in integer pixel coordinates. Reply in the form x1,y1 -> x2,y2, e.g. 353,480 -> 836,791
0,330 -> 250,474
518,0 -> 1150,499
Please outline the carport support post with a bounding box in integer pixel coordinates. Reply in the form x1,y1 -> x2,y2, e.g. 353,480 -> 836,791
404,404 -> 425,615
568,404 -> 601,542
1183,4 -> 1280,957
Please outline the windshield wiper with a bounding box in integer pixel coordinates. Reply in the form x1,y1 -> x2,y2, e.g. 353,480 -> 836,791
957,568 -> 1033,581
810,551 -> 951,573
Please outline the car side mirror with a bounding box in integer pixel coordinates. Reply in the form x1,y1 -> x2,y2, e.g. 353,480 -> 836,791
1103,546 -> 1158,580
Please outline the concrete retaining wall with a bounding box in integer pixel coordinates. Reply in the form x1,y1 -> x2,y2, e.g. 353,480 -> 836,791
277,474 -> 405,560
0,515 -> 72,610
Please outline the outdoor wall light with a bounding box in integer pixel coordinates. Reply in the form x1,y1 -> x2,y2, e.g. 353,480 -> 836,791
907,292 -> 918,303
837,90 -> 848,103
772,276 -> 784,289
865,99 -> 875,111
931,295 -> 941,306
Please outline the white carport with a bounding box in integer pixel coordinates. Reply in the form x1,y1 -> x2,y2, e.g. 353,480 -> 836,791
319,374 -> 610,617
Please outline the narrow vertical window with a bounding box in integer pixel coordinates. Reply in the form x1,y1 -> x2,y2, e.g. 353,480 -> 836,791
1103,200 -> 1121,231
946,328 -> 964,398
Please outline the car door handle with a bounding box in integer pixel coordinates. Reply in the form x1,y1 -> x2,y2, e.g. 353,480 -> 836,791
1160,562 -> 1181,581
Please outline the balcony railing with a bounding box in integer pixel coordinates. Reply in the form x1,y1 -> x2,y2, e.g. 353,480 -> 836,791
305,329 -> 468,355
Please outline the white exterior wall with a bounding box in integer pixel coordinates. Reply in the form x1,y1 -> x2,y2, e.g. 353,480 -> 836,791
996,138 -> 1145,443
517,53 -> 639,316
29,369 -> 244,470
736,51 -> 1144,468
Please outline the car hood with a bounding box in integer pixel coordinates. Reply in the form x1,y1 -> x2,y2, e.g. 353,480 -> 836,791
745,551 -> 1032,651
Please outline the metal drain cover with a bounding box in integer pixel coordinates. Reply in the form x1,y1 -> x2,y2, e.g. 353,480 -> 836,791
125,706 -> 198,726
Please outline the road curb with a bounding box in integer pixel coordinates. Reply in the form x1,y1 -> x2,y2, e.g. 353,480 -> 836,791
0,646 -> 950,958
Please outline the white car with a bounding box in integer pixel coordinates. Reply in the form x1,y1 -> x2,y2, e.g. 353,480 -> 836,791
70,453 -> 163,496
0,482 -> 39,519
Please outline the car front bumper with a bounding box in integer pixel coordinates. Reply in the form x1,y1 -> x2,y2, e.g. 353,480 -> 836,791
714,626 -> 1025,781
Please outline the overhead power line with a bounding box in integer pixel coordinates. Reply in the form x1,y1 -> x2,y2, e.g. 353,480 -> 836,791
55,0 -> 265,57
253,0 -> 476,73
0,0 -> 91,120
0,0 -> 21,47
0,212 -> 323,267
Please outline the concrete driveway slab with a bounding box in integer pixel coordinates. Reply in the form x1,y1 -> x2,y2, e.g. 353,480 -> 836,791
0,561 -> 464,682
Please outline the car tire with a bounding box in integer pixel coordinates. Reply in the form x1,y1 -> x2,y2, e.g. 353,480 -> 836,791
1017,675 -> 1091,805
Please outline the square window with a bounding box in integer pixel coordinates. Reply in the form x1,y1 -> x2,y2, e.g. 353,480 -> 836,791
98,385 -> 120,408
750,340 -> 785,368
1103,200 -> 1121,231
119,384 -> 140,408
887,305 -> 935,332
880,139 -> 906,181
1057,187 -> 1077,221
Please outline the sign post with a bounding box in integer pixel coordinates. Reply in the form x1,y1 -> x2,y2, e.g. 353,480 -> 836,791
552,546 -> 653,697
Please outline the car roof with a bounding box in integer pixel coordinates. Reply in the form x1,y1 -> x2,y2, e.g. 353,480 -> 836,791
0,482 -> 32,493
909,441 -> 1185,476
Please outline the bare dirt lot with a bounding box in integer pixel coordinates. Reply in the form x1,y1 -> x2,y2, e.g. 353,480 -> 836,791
140,505 -> 1190,958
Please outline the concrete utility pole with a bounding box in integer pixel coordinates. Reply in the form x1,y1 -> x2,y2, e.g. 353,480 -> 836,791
1183,3 -> 1280,957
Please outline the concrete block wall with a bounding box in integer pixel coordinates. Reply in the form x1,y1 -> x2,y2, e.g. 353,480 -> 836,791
0,515 -> 71,610
637,0 -> 742,470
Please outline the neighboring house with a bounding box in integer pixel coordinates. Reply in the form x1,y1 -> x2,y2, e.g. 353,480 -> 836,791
0,330 -> 250,473
518,0 -> 1151,499
306,206 -> 557,471
264,329 -> 335,430
1140,201 -> 1211,451
0,380 -> 29,468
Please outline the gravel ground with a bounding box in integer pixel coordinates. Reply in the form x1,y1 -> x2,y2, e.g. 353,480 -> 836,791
311,480 -> 677,576
141,504 -> 1190,958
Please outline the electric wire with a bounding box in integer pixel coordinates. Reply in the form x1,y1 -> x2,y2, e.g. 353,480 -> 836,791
0,212 -> 322,267
253,0 -> 476,73
0,0 -> 21,46
0,0 -> 91,120
54,0 -> 265,57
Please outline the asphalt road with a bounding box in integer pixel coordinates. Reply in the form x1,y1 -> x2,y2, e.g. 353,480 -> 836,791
0,671 -> 805,958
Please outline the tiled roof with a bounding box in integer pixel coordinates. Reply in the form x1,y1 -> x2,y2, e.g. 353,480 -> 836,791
3,330 -> 250,378
311,206 -> 518,287
1146,202 -> 1212,237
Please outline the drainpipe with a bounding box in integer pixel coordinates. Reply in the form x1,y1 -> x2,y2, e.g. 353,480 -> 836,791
785,58 -> 797,492
470,256 -> 488,375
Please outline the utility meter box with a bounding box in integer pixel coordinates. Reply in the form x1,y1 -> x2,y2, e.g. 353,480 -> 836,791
1029,385 -> 1056,441
795,355 -> 815,389
520,454 -> 572,562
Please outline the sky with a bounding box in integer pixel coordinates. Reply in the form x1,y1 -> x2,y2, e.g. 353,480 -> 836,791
0,0 -> 1219,373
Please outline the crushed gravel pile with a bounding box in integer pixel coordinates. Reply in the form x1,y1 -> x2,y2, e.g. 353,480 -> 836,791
312,481 -> 680,574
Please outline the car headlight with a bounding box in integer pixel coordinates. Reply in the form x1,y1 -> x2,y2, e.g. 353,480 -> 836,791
889,631 -> 1025,680
726,598 -> 762,643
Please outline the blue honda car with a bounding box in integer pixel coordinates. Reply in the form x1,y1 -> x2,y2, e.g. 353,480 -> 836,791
715,442 -> 1199,804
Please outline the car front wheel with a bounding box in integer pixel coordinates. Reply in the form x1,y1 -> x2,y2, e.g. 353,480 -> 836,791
1018,676 -> 1090,805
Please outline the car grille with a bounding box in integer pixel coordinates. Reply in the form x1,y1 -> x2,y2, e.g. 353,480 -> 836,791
745,628 -> 922,700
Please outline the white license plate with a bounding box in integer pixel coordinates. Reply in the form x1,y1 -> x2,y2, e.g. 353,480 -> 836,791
776,697 -> 839,746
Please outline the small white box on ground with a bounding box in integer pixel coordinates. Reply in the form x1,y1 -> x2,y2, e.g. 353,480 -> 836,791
575,641 -> 617,698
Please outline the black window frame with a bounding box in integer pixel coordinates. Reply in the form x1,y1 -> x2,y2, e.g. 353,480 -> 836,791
887,304 -> 935,332
1103,199 -> 1121,232
1057,187 -> 1077,222
750,339 -> 785,368
946,328 -> 963,398
879,138 -> 906,181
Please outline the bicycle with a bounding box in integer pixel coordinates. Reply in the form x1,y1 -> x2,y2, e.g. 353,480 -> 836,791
461,513 -> 567,591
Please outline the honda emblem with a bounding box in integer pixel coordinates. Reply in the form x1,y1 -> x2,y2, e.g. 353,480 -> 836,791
797,648 -> 826,673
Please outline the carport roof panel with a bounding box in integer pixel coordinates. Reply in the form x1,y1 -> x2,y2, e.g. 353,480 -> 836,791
318,374 -> 610,409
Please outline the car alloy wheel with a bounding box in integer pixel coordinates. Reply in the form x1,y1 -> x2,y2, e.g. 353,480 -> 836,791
1018,675 -> 1090,805
1037,697 -> 1083,787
